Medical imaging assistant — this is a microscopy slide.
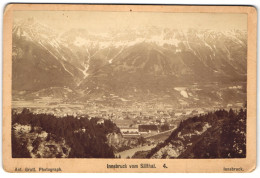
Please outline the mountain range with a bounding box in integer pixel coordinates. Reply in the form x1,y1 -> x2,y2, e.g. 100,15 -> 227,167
12,17 -> 247,108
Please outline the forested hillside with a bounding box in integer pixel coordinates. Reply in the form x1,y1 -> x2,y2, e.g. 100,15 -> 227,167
141,108 -> 246,159
12,108 -> 120,158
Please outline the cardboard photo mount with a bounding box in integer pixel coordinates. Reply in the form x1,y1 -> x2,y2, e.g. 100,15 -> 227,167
2,4 -> 257,173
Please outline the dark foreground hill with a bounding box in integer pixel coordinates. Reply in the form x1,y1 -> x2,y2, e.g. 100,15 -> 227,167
11,108 -> 120,158
133,108 -> 246,159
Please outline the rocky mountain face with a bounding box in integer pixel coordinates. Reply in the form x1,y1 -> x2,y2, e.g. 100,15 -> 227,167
12,18 -> 83,91
106,132 -> 125,150
12,123 -> 70,158
12,18 -> 247,108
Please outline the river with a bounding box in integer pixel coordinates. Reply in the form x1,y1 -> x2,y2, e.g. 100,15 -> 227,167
115,144 -> 156,158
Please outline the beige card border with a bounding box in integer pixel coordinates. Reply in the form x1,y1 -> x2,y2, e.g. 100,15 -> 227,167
2,4 -> 257,173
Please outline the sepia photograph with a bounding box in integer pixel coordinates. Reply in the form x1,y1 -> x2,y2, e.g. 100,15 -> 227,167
11,10 -> 248,159
2,4 -> 257,173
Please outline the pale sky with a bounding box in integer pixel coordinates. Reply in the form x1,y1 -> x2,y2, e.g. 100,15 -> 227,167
14,11 -> 247,33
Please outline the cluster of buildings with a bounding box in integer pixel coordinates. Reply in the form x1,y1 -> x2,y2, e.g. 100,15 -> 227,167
12,96 -> 245,139
109,108 -> 208,137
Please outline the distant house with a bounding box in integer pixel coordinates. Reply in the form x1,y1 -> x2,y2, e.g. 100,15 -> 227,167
227,104 -> 233,107
157,110 -> 164,115
97,119 -> 104,125
191,110 -> 199,115
138,125 -> 158,133
72,112 -> 77,117
198,110 -> 205,114
120,127 -> 139,136
235,103 -> 244,107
